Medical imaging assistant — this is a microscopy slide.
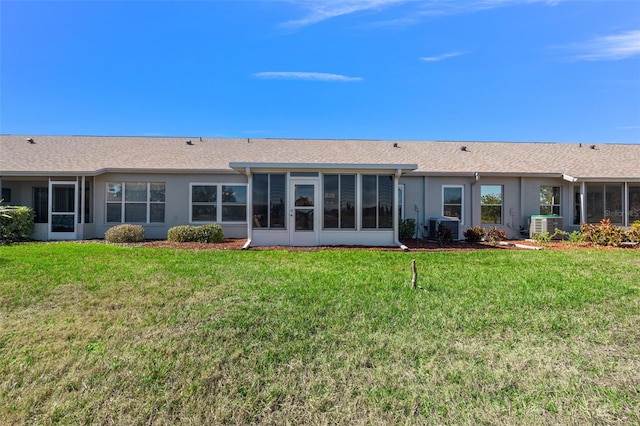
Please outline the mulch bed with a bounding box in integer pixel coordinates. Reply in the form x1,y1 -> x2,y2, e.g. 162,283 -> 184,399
133,238 -> 635,252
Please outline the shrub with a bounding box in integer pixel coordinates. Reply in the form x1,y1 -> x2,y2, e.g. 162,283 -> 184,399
567,230 -> 586,245
463,226 -> 485,243
0,205 -> 35,243
580,219 -> 624,247
532,231 -> 551,244
399,218 -> 416,240
624,221 -> 640,243
167,224 -> 224,243
534,228 -> 567,244
485,226 -> 506,244
437,223 -> 453,244
105,224 -> 145,243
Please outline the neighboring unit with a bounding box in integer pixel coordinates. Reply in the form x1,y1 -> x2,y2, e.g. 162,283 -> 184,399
1,136 -> 639,247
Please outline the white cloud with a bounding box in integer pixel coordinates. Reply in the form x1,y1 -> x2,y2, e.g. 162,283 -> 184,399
571,30 -> 640,61
421,51 -> 466,62
252,72 -> 363,82
282,0 -> 563,29
414,0 -> 563,18
282,0 -> 407,28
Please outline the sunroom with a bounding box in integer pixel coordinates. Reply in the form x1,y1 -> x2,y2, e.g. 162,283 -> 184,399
230,163 -> 417,248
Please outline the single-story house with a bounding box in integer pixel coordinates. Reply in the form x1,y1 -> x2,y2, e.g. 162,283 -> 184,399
1,135 -> 639,248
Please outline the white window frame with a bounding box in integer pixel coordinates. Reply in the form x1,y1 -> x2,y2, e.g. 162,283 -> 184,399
322,173 -> 357,230
189,183 -> 247,224
442,185 -> 464,224
480,184 -> 503,225
398,184 -> 405,220
360,174 -> 394,230
106,182 -> 165,224
540,186 -> 561,216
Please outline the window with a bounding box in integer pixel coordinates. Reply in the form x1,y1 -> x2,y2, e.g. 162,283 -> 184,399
630,185 -> 640,223
443,186 -> 463,221
540,186 -> 561,215
252,173 -> 286,228
221,186 -> 247,222
82,177 -> 93,224
574,186 -> 582,225
106,182 -> 165,223
481,185 -> 502,224
190,184 -> 247,223
33,187 -> 48,223
586,184 -> 623,224
398,185 -> 405,220
1,188 -> 11,203
362,175 -> 393,229
191,185 -> 217,222
323,174 -> 356,229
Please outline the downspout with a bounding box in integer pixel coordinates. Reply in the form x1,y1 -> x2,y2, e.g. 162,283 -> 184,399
394,169 -> 409,251
470,172 -> 479,228
242,167 -> 252,250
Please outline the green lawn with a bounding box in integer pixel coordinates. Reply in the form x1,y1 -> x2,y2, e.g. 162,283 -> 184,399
1,243 -> 638,425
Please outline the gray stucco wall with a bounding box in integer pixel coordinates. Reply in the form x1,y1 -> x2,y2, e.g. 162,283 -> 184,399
400,175 -> 575,239
93,172 -> 249,240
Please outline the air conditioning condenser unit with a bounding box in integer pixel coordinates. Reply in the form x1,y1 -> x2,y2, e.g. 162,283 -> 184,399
529,215 -> 563,237
429,217 -> 460,240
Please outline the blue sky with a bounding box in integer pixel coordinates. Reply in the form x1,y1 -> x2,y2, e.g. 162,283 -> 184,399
1,0 -> 639,143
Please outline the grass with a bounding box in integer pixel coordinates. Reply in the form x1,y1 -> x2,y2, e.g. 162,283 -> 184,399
1,243 -> 639,425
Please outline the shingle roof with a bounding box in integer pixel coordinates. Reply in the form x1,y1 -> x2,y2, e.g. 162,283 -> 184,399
1,135 -> 639,179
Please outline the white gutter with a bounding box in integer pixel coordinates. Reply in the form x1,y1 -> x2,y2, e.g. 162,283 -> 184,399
242,167 -> 252,250
230,162 -> 418,173
394,169 -> 409,251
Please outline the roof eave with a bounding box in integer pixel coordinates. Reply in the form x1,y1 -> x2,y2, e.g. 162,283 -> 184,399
230,162 -> 418,174
0,168 -> 238,177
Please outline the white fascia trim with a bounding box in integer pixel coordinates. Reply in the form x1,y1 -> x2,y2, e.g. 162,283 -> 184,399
575,177 -> 640,183
230,162 -> 418,174
0,168 -> 236,177
0,171 -> 99,177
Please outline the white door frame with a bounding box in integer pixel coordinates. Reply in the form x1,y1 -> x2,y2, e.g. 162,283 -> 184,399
289,177 -> 319,246
48,180 -> 78,240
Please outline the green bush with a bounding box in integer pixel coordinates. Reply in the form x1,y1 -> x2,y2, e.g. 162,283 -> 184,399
532,231 -> 551,244
567,230 -> 586,245
0,205 -> 35,243
167,224 -> 224,243
533,228 -> 567,244
105,224 -> 145,243
399,218 -> 416,240
463,226 -> 485,243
